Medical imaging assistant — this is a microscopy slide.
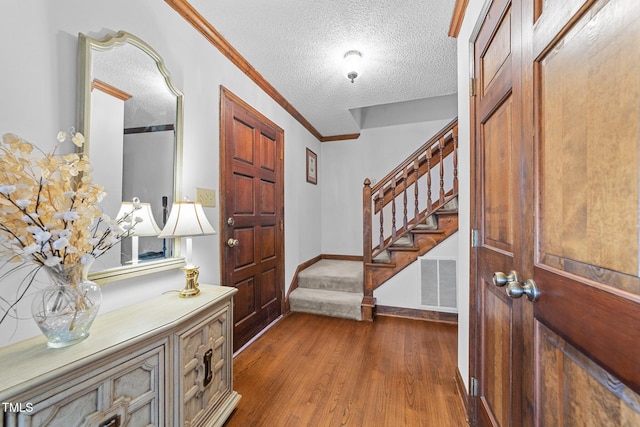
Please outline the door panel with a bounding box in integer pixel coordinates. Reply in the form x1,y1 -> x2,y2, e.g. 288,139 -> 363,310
482,98 -> 514,253
481,278 -> 513,427
221,88 -> 284,352
537,323 -> 640,426
537,0 -> 640,282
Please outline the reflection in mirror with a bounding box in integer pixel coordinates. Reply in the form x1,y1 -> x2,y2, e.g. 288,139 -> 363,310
78,31 -> 184,283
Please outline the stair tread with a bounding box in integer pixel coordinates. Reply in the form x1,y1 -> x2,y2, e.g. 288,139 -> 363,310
392,236 -> 414,246
411,229 -> 445,234
299,259 -> 363,280
291,287 -> 363,300
298,259 -> 363,293
435,209 -> 458,215
289,288 -> 362,321
388,246 -> 419,252
373,251 -> 391,264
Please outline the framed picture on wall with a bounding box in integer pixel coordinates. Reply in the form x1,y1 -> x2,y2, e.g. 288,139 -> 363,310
306,148 -> 317,185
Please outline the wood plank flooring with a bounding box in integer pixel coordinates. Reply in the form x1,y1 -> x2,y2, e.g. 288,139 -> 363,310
224,313 -> 468,426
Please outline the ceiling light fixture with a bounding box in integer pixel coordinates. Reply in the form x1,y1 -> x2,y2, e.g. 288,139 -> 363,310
344,50 -> 362,83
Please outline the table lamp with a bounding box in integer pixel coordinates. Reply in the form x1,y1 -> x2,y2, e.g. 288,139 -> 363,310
116,198 -> 162,264
158,201 -> 216,297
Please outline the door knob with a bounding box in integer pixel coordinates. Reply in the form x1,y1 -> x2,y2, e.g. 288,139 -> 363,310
506,279 -> 540,302
227,238 -> 239,248
493,270 -> 520,287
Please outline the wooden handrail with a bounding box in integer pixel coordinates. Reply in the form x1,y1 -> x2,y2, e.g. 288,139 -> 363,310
369,118 -> 458,194
372,140 -> 457,212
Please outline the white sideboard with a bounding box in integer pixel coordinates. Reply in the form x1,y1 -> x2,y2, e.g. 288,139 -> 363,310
0,284 -> 240,427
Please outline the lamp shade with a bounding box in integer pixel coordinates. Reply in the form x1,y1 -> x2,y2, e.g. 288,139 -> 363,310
116,201 -> 162,236
158,201 -> 216,238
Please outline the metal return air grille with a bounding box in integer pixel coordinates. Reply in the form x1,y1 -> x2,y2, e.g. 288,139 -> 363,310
419,257 -> 457,313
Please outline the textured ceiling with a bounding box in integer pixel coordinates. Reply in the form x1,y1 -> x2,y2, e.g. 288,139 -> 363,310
188,0 -> 458,137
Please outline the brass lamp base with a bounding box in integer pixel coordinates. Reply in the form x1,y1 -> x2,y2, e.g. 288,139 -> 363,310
179,265 -> 201,298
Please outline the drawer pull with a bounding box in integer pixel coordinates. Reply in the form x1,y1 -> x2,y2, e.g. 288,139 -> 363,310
203,348 -> 213,387
100,415 -> 121,427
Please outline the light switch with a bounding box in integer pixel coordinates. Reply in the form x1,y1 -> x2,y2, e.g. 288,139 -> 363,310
196,187 -> 216,207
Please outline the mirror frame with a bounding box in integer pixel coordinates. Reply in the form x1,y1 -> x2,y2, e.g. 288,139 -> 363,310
77,30 -> 185,284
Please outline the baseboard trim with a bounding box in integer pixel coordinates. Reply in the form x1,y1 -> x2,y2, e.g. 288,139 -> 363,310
233,315 -> 283,357
284,255 -> 323,314
375,305 -> 458,324
321,254 -> 363,262
455,367 -> 471,425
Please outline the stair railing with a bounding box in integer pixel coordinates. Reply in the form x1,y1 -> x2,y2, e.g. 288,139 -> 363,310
362,118 -> 458,303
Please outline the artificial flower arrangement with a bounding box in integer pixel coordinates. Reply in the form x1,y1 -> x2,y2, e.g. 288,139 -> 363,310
0,129 -> 141,344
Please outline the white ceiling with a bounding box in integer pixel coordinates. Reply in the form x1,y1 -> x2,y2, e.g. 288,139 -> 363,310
188,0 -> 458,137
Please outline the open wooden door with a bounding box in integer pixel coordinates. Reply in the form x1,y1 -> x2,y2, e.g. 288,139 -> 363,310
220,87 -> 284,352
472,0 -> 640,425
528,0 -> 640,423
472,0 -> 533,424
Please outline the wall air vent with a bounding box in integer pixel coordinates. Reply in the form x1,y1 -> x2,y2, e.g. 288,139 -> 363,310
419,256 -> 457,313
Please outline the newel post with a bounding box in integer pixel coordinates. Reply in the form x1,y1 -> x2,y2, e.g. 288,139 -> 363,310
363,178 -> 373,267
362,178 -> 375,321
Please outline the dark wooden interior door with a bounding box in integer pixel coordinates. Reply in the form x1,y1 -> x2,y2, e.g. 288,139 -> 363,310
473,0 -> 640,425
220,87 -> 284,352
472,0 -> 532,424
527,0 -> 640,423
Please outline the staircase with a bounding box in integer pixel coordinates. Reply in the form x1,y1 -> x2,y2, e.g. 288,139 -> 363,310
362,118 -> 459,319
288,119 -> 459,321
289,259 -> 363,320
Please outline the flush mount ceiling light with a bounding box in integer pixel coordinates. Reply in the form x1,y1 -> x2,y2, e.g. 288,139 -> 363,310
344,50 -> 362,83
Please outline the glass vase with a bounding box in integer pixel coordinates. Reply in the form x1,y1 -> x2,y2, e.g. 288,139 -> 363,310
31,262 -> 102,348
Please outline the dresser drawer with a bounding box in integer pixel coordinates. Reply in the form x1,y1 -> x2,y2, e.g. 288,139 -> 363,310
5,340 -> 166,427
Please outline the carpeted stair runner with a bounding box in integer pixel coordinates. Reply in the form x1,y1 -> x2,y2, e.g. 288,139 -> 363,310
289,259 -> 363,321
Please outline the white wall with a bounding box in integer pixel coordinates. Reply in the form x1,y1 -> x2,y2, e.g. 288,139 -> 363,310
456,0 -> 490,392
0,0 -> 321,347
90,89 -> 125,269
320,119 -> 454,256
374,232 -> 459,309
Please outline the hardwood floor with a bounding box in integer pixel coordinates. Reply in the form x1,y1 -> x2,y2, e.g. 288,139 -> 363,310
224,313 -> 468,426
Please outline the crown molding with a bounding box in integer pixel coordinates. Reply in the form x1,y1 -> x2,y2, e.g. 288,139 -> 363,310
92,78 -> 132,101
165,0 -> 330,141
448,0 -> 469,38
321,133 -> 361,142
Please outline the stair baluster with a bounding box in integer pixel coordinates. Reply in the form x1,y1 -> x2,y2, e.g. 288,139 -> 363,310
427,149 -> 433,213
391,179 -> 397,240
439,137 -> 445,205
378,191 -> 384,249
453,125 -> 459,195
413,159 -> 420,221
402,168 -> 408,231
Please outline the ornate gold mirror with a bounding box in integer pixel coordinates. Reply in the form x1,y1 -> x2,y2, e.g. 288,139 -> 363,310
78,31 -> 184,283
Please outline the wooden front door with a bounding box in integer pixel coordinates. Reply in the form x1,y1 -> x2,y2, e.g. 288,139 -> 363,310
220,87 -> 284,352
472,0 -> 640,425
